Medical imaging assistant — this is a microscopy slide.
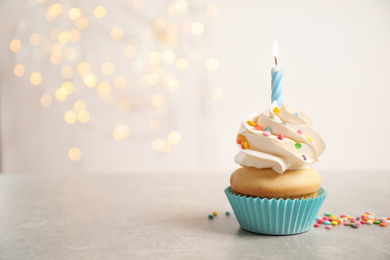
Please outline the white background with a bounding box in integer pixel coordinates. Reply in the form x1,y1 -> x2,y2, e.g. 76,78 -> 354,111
1,0 -> 390,174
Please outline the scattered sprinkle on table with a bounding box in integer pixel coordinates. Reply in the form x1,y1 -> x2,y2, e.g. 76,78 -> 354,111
213,211 -> 218,216
313,211 -> 389,230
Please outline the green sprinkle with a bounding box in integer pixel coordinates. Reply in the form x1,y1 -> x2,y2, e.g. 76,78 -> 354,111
208,214 -> 214,219
374,221 -> 381,224
295,143 -> 302,149
350,222 -> 354,226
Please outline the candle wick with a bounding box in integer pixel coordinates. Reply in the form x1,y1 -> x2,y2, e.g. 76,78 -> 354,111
274,56 -> 277,66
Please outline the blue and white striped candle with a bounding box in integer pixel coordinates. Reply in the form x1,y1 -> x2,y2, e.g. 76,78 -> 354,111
271,40 -> 283,107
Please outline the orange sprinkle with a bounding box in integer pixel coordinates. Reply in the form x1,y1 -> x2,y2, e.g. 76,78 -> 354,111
237,139 -> 242,144
255,125 -> 263,130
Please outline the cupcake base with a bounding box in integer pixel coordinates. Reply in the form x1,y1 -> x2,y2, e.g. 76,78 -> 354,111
225,186 -> 327,235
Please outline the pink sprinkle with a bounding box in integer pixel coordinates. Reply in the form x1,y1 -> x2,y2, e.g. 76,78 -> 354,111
343,221 -> 350,226
323,217 -> 329,221
361,220 -> 367,224
325,225 -> 332,230
278,134 -> 284,140
314,224 -> 320,228
350,217 -> 356,223
340,214 -> 346,218
297,129 -> 303,135
317,219 -> 324,224
263,131 -> 271,136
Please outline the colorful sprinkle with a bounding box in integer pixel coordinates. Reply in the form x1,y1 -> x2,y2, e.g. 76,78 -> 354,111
226,211 -> 231,216
325,212 -> 331,216
264,126 -> 271,132
336,219 -> 343,224
213,211 -> 218,216
323,217 -> 329,221
307,137 -> 313,142
325,225 -> 332,230
263,131 -> 271,137
350,217 -> 356,223
295,143 -> 302,149
349,223 -> 355,227
241,143 -> 245,149
314,223 -> 320,228
317,219 -> 325,224
247,121 -> 256,127
331,221 -> 338,226
340,214 -> 346,218
302,155 -> 307,161
237,139 -> 242,144
255,125 -> 263,130
352,224 -> 359,228
316,217 -> 320,221
361,220 -> 367,224
297,129 -> 303,135
380,222 -> 387,227
281,122 -> 286,125
374,221 -> 381,224
324,221 -> 331,225
278,134 -> 284,140
273,107 -> 280,114
244,142 -> 250,149
343,221 -> 350,226
295,113 -> 300,116
208,214 -> 214,219
367,220 -> 373,225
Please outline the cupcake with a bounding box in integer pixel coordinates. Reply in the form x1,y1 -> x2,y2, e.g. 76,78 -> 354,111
225,101 -> 327,235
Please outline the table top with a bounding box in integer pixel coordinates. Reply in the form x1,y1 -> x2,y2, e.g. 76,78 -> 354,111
0,171 -> 389,260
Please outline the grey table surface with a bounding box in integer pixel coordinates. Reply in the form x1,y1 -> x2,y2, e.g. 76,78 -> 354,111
0,171 -> 389,260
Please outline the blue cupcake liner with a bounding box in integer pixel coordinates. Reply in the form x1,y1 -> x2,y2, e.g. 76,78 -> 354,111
225,186 -> 327,235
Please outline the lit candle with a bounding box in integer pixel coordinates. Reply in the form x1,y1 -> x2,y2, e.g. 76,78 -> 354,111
271,40 -> 283,107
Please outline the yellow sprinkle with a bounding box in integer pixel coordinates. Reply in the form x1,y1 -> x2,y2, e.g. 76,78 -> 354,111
363,214 -> 368,216
213,211 -> 218,216
244,142 -> 250,149
247,121 -> 256,127
307,137 -> 313,142
273,107 -> 280,114
331,221 -> 338,226
347,216 -> 351,220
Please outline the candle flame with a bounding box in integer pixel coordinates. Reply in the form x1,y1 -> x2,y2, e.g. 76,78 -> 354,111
273,40 -> 279,59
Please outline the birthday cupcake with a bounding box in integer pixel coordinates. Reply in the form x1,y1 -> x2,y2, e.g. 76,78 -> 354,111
225,101 -> 327,235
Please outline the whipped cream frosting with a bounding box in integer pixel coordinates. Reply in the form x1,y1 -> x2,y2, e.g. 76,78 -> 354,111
235,101 -> 325,174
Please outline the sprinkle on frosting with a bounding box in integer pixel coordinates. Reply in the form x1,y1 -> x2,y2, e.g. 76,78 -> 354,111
255,125 -> 263,130
297,129 -> 303,135
273,107 -> 280,114
295,143 -> 302,149
263,131 -> 271,136
247,121 -> 256,127
264,126 -> 271,132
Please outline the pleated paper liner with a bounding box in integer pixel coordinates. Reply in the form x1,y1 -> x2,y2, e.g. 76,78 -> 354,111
225,186 -> 327,235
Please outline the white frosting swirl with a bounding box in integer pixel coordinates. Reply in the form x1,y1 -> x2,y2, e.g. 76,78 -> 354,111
235,101 -> 325,174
